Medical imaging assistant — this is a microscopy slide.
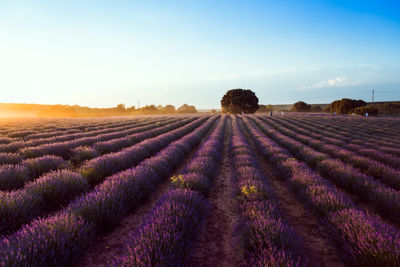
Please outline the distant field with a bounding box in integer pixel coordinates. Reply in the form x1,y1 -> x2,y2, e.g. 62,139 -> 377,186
1,114 -> 400,266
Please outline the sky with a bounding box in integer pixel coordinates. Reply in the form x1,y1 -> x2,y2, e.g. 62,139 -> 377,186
0,0 -> 399,109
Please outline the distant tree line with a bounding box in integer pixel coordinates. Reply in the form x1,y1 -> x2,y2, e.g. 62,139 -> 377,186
320,99 -> 400,116
0,103 -> 197,118
373,102 -> 400,116
129,104 -> 197,115
219,92 -> 400,117
256,104 -> 274,113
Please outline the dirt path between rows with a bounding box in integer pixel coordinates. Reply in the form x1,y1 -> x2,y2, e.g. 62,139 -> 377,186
187,117 -> 244,267
238,117 -> 345,267
74,118 -> 220,267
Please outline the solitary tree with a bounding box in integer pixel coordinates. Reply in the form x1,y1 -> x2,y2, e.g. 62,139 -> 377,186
221,89 -> 259,114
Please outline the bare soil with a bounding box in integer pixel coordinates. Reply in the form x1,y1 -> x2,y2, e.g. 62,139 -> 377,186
238,117 -> 345,267
187,117 -> 244,267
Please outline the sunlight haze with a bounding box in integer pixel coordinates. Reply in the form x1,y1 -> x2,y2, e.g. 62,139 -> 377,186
1,0 -> 399,108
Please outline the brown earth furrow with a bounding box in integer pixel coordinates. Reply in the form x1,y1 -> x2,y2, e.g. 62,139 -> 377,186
187,117 -> 244,267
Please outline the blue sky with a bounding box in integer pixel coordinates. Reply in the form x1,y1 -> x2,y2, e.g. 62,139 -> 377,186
0,0 -> 399,108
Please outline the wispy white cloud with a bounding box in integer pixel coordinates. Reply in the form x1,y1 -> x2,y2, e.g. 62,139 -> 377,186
303,76 -> 362,89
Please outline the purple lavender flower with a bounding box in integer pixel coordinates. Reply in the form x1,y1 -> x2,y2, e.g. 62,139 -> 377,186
328,208 -> 400,266
25,170 -> 89,211
21,155 -> 68,178
0,164 -> 30,190
112,189 -> 207,267
0,152 -> 23,165
0,190 -> 44,234
0,212 -> 94,266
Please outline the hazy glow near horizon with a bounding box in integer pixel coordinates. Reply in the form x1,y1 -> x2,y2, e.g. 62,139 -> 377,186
1,0 -> 399,109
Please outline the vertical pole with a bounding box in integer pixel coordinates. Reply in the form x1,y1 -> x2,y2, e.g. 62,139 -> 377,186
372,90 -> 374,104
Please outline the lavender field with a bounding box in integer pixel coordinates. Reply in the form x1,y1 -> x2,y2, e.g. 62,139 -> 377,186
0,114 -> 400,267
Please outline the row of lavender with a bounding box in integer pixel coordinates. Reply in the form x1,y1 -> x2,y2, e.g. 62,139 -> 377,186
295,113 -> 400,138
231,116 -> 306,266
284,115 -> 400,152
0,117 -> 157,160
290,115 -> 400,141
0,116 -> 195,191
242,115 -> 400,266
19,116 -> 185,159
0,118 -> 106,139
0,118 -> 181,156
0,116 -> 218,266
0,116 -> 211,236
0,117 -> 150,152
0,116 -> 178,158
289,115 -> 400,154
323,116 -> 400,139
275,115 -> 400,161
277,115 -> 400,165
254,115 -> 400,222
0,116 -> 151,140
110,116 -> 227,266
17,117 -> 149,140
253,116 -> 400,223
263,116 -> 400,190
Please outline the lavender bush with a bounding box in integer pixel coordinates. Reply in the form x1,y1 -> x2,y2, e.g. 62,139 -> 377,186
0,152 -> 23,165
21,155 -> 69,178
231,116 -> 306,266
111,189 -> 207,267
70,146 -> 99,165
25,170 -> 89,210
0,190 -> 43,234
0,165 -> 30,190
0,213 -> 94,266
